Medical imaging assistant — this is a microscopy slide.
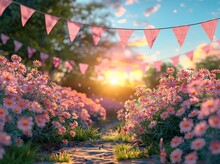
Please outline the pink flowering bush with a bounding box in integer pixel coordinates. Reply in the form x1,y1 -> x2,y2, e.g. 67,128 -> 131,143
0,54 -> 106,159
118,67 -> 220,163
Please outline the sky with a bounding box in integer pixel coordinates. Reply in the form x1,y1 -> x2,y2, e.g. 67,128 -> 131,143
77,0 -> 220,84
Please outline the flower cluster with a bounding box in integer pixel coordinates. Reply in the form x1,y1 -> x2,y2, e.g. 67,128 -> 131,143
118,67 -> 220,163
0,54 -> 106,159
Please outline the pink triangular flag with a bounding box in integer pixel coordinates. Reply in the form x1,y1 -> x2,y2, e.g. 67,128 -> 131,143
1,33 -> 9,44
172,25 -> 190,47
53,57 -> 60,68
45,14 -> 60,35
170,56 -> 179,67
154,60 -> 162,71
67,21 -> 81,42
140,64 -> 146,73
144,29 -> 160,49
20,5 -> 35,27
14,40 -> 23,52
65,61 -> 75,73
202,45 -> 210,54
79,63 -> 88,74
201,19 -> 218,41
91,26 -> 106,45
185,51 -> 194,61
27,47 -> 36,59
0,0 -> 12,16
117,29 -> 133,48
40,52 -> 49,63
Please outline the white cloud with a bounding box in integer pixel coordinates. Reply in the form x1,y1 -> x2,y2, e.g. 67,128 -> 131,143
115,4 -> 126,17
133,21 -> 138,27
180,3 -> 185,7
118,18 -> 127,24
173,9 -> 178,13
144,4 -> 161,17
125,0 -> 139,5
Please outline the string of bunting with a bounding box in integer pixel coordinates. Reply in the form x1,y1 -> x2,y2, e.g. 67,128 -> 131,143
0,33 -> 219,75
0,0 -> 219,49
0,33 -> 89,74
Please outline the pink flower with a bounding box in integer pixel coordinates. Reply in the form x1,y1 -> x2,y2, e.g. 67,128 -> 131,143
200,99 -> 219,117
208,115 -> 220,129
184,132 -> 194,140
3,98 -> 15,109
11,54 -> 21,63
180,119 -> 194,133
35,115 -> 47,127
160,148 -> 166,163
191,138 -> 205,151
0,146 -> 5,159
33,60 -> 42,67
188,110 -> 198,118
62,112 -> 71,119
17,117 -> 33,132
166,67 -> 175,75
0,55 -> 7,64
193,121 -> 208,137
0,106 -> 8,120
184,151 -> 198,164
176,108 -> 186,117
70,130 -> 76,138
161,112 -> 169,120
148,121 -> 157,129
62,139 -> 68,145
209,141 -> 220,155
171,136 -> 184,148
170,148 -> 182,163
167,107 -> 175,114
0,132 -> 11,146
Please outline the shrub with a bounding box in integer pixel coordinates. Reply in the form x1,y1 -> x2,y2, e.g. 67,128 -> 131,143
118,67 -> 220,163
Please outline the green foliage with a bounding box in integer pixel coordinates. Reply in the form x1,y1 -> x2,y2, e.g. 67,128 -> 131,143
102,130 -> 131,142
143,63 -> 178,89
44,151 -> 72,163
0,0 -> 114,79
64,126 -> 101,142
0,142 -> 39,164
196,55 -> 220,78
114,144 -> 148,161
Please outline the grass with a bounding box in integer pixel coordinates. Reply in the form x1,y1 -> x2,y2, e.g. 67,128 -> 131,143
114,143 -> 148,161
45,150 -> 72,162
102,130 -> 131,142
69,126 -> 101,142
0,142 -> 39,164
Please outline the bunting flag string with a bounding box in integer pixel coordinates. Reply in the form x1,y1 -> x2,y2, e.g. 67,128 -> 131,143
0,0 -> 219,48
0,32 -> 219,74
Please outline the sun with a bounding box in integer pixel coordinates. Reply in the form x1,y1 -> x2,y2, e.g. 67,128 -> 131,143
110,78 -> 118,85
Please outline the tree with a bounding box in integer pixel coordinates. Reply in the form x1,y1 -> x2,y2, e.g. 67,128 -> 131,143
196,55 -> 220,78
143,62 -> 177,89
0,0 -> 114,75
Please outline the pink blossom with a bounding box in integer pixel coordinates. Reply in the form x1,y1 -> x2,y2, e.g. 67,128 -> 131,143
191,138 -> 205,150
0,106 -> 8,120
179,119 -> 194,133
148,121 -> 157,129
184,151 -> 198,164
17,117 -> 33,132
193,121 -> 208,137
171,136 -> 184,148
33,60 -> 42,67
35,115 -> 47,127
208,115 -> 220,129
200,99 -> 219,117
209,141 -> 220,155
160,148 -> 166,163
11,54 -> 22,63
184,132 -> 194,140
0,132 -> 11,146
170,148 -> 182,163
161,112 -> 169,120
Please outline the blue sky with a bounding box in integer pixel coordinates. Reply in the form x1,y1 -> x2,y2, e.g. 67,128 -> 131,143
78,0 -> 220,63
